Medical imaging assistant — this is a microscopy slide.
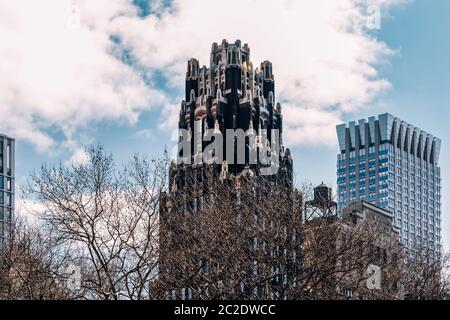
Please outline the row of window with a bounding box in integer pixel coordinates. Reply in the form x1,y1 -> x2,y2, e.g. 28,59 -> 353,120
398,227 -> 440,244
339,166 -> 440,184
338,145 -> 440,174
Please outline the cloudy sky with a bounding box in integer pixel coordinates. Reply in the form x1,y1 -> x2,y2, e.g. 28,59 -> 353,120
0,0 -> 449,245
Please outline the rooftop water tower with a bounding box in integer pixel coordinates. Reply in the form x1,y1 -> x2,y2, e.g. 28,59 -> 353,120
303,182 -> 337,222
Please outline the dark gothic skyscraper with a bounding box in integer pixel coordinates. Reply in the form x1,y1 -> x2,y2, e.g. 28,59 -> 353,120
159,40 -> 298,299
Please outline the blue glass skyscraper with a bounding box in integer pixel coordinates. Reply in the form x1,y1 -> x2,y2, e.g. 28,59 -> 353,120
336,113 -> 442,251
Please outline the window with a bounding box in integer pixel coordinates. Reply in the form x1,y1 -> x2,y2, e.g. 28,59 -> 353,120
343,288 -> 352,299
6,193 -> 11,207
359,149 -> 366,156
6,141 -> 11,176
5,208 -> 11,221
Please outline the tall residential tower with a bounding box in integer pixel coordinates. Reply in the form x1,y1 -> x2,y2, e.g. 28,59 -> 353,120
0,134 -> 14,244
336,113 -> 442,251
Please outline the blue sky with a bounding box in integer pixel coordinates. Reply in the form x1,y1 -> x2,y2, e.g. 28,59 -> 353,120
296,0 -> 450,244
379,0 -> 450,247
1,0 -> 448,245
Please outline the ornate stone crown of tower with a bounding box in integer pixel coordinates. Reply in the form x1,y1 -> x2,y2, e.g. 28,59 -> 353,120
176,39 -> 292,183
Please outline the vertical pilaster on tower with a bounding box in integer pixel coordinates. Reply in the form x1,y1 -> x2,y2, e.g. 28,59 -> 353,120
186,58 -> 199,80
260,60 -> 274,81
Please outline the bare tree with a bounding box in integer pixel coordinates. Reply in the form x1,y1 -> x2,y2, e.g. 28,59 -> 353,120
403,246 -> 450,300
24,145 -> 168,300
0,216 -> 71,300
298,214 -> 404,300
159,174 -> 408,300
158,171 -> 303,300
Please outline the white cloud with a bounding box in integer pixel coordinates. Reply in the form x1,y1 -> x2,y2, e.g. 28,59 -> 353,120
0,0 -> 170,155
158,101 -> 180,132
0,0 -> 405,156
67,148 -> 90,165
15,198 -> 47,225
109,0 -> 403,146
130,128 -> 155,141
283,105 -> 343,147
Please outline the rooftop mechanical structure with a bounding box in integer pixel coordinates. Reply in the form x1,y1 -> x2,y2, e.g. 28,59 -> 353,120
303,183 -> 338,222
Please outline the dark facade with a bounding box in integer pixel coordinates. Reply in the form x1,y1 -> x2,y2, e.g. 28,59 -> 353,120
164,39 -> 294,229
159,40 -> 297,299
